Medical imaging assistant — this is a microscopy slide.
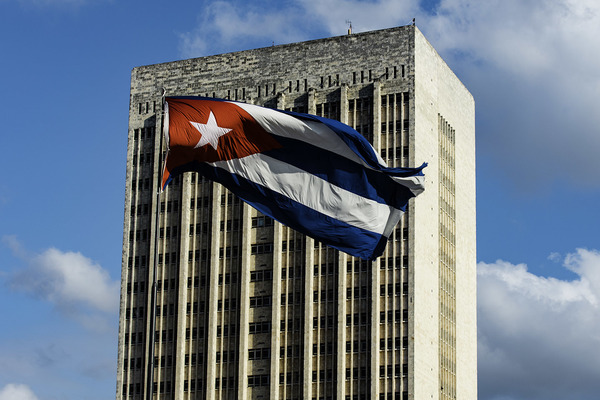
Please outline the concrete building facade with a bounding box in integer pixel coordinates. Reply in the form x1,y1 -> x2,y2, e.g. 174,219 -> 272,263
117,25 -> 476,400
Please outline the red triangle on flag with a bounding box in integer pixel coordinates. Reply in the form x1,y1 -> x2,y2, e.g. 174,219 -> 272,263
162,98 -> 282,188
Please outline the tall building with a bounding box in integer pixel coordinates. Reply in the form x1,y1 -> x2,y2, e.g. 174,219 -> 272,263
117,25 -> 476,400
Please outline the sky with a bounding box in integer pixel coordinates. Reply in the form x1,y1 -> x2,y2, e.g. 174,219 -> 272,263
0,0 -> 599,399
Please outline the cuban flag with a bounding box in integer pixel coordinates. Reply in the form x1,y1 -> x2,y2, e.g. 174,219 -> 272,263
161,97 -> 425,260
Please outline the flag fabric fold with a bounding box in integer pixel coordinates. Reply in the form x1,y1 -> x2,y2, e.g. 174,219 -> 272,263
161,96 -> 425,260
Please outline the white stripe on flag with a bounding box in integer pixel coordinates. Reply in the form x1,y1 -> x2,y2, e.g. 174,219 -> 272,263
389,175 -> 426,195
210,153 -> 401,236
230,101 -> 386,169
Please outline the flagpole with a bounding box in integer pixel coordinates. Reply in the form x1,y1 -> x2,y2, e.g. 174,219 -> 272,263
146,88 -> 167,400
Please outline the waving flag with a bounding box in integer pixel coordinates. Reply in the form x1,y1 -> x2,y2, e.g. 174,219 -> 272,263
162,96 -> 425,260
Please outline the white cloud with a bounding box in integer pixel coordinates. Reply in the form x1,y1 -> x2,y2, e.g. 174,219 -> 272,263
0,384 -> 39,400
178,0 -> 419,58
297,0 -> 418,35
3,236 -> 120,330
179,1 -> 308,58
179,0 -> 600,190
423,0 -> 600,190
478,249 -> 600,400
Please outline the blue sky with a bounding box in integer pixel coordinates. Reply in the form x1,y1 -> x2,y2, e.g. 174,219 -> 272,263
0,1 -> 599,399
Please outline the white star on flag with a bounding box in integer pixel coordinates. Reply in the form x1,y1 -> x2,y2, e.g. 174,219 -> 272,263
190,111 -> 232,150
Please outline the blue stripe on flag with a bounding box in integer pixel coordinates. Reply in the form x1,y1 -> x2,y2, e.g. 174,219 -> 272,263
169,161 -> 389,260
281,109 -> 426,177
264,135 -> 415,211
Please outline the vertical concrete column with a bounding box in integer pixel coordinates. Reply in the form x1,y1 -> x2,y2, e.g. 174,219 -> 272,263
371,80 -> 382,400
373,80 -> 382,151
174,174 -> 192,400
303,235 -> 314,400
371,258 -> 381,400
117,122 -> 136,399
277,92 -> 286,110
270,222 -> 283,399
145,110 -> 166,400
337,83 -> 349,400
205,183 -> 222,400
336,252 -> 347,400
237,202 -> 252,398
340,84 -> 348,125
307,88 -> 316,115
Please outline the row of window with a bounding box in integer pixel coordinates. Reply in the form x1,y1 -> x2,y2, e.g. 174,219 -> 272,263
379,255 -> 409,270
190,195 -> 210,209
280,318 -> 302,331
130,203 -> 149,216
282,266 -> 303,279
282,239 -> 303,252
314,262 -> 337,275
219,246 -> 240,258
281,292 -> 302,305
159,226 -> 178,239
247,374 -> 269,387
252,215 -> 273,228
345,312 -> 369,326
183,378 -> 203,392
194,217 -> 277,233
250,269 -> 272,282
379,363 -> 408,378
380,282 -> 409,296
380,119 -> 410,133
249,321 -> 271,334
221,193 -> 241,206
345,286 -> 370,300
216,350 -> 236,363
346,340 -> 369,353
250,295 -> 271,308
379,310 -> 408,324
160,200 -> 179,213
136,101 -> 157,115
123,357 -> 142,370
380,336 -> 409,350
129,229 -> 148,242
186,301 -> 205,314
155,303 -> 176,317
188,248 -> 208,262
215,376 -> 235,389
279,371 -> 301,385
131,177 -> 151,192
158,252 -> 177,265
133,126 -> 155,141
248,347 -> 270,360
123,331 -> 144,345
126,281 -> 145,294
124,307 -> 144,320
281,344 -> 301,358
379,392 -> 408,400
313,315 -> 336,329
131,152 -> 154,166
184,327 -> 205,340
189,223 -> 209,236
380,145 -> 409,159
313,289 -> 337,302
218,298 -> 237,311
187,275 -> 207,288
251,243 -> 273,255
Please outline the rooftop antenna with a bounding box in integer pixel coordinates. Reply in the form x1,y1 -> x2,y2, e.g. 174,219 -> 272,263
346,20 -> 352,34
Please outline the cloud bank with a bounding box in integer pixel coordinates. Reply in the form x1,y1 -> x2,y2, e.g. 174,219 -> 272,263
478,248 -> 600,400
0,384 -> 39,400
3,235 -> 119,330
178,0 -> 600,191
